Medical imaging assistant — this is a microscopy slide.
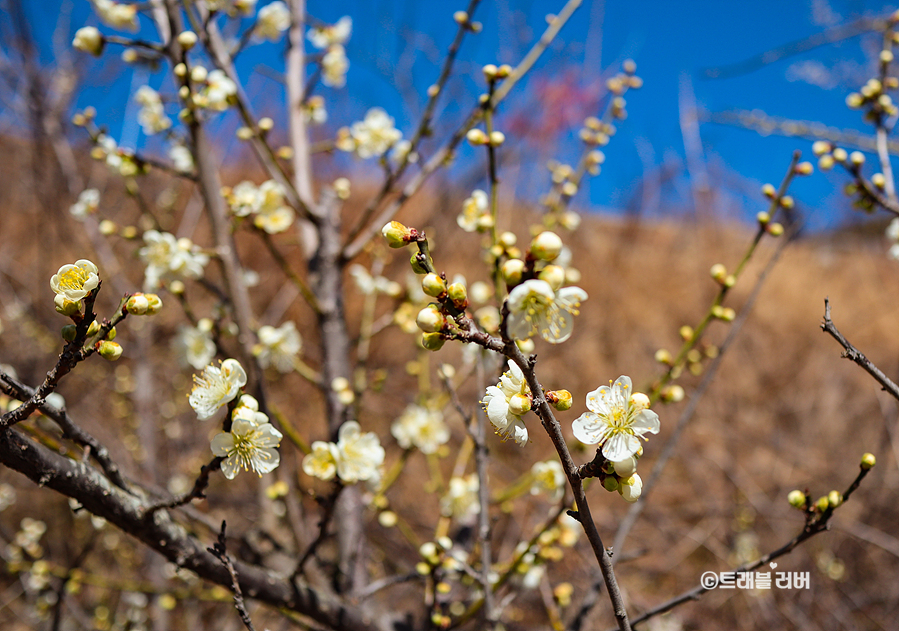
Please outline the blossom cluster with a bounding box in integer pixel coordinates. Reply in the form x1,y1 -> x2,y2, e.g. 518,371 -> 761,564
337,108 -> 403,159
138,230 -> 209,291
308,16 -> 351,88
391,404 -> 450,454
226,180 -> 295,234
253,321 -> 302,373
303,421 -> 385,485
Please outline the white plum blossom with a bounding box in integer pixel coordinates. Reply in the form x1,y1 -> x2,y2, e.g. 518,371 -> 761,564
174,322 -> 216,370
255,1 -> 290,41
391,404 -> 450,454
505,279 -> 587,344
73,27 -> 103,56
229,181 -> 260,216
572,376 -> 660,461
307,16 -> 352,49
169,144 -> 194,173
253,180 -> 295,233
254,321 -> 301,372
69,189 -> 100,220
338,108 -> 402,159
482,359 -> 530,446
457,190 -> 491,232
886,218 -> 899,260
138,230 -> 209,290
530,460 -> 566,501
200,70 -> 237,111
188,359 -> 247,420
321,45 -> 349,88
349,264 -> 402,296
303,441 -> 340,480
50,259 -> 100,302
619,472 -> 643,503
440,474 -> 480,521
92,0 -> 138,32
135,86 -> 171,135
211,417 -> 282,479
94,134 -> 138,176
206,0 -> 256,15
335,421 -> 385,484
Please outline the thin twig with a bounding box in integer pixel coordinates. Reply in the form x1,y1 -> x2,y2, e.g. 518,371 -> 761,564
208,521 -> 258,631
821,298 -> 899,400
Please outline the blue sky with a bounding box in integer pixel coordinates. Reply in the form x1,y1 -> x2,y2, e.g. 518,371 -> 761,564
13,0 -> 899,230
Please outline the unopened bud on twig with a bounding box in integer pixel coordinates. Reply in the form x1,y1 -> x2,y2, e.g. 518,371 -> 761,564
98,340 -> 123,361
382,221 -> 416,248
861,452 -> 876,469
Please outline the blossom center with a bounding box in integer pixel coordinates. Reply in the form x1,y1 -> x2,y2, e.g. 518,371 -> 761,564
58,268 -> 91,293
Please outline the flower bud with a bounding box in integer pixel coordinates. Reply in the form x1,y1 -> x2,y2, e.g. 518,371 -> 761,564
531,231 -> 563,261
612,456 -> 637,479
679,325 -> 694,341
787,489 -> 806,508
846,92 -> 863,108
190,65 -> 208,83
86,321 -> 100,337
812,140 -> 831,156
761,183 -> 776,199
818,155 -> 834,171
654,348 -> 672,364
850,151 -> 865,166
466,129 -> 488,145
106,326 -> 117,341
872,173 -> 886,189
827,490 -> 843,509
501,258 -> 525,285
421,273 -> 446,297
602,476 -> 619,492
98,340 -> 123,361
779,195 -> 794,209
382,221 -> 414,248
794,162 -> 813,176
861,452 -> 876,469
619,473 -> 642,502
516,338 -> 535,354
453,10 -> 469,24
55,295 -> 82,317
710,263 -> 727,283
661,384 -> 684,403
61,324 -> 77,342
815,495 -> 829,512
489,131 -> 505,146
509,393 -> 531,416
630,392 -> 650,410
73,27 -> 103,56
145,294 -> 163,314
832,147 -> 848,162
410,253 -> 429,274
174,63 -> 187,77
538,264 -> 565,291
416,305 -> 445,333
547,389 -> 572,411
421,332 -> 445,351
126,294 -> 150,315
446,282 -> 467,306
258,117 -> 274,132
177,31 -> 198,50
482,64 -> 498,80
767,223 -> 784,237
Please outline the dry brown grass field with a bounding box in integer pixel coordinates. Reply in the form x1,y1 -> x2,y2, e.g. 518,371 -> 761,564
1,134 -> 898,630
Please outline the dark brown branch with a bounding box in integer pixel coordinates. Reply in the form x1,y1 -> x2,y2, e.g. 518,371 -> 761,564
821,298 -> 899,400
0,427 -> 383,631
141,457 -> 224,517
208,521 -> 258,631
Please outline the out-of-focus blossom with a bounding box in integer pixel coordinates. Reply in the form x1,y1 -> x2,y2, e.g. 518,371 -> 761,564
139,230 -> 209,290
307,16 -> 352,49
391,404 -> 450,454
335,421 -> 385,484
254,321 -> 301,372
440,474 -> 480,521
135,86 -> 172,135
337,108 -> 402,159
255,1 -> 290,41
69,189 -> 100,220
174,321 -> 216,370
92,0 -> 139,32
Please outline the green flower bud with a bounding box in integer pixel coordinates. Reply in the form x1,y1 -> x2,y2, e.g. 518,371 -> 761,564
509,393 -> 531,416
410,253 -> 429,274
861,453 -> 876,469
126,294 -> 150,315
710,263 -> 728,283
144,294 -> 163,314
421,332 -> 445,351
446,282 -> 467,306
107,326 -> 117,341
501,259 -> 525,285
55,295 -> 82,317
547,389 -> 572,411
422,274 -> 446,297
815,495 -> 829,512
827,490 -> 843,509
87,321 -> 100,337
787,489 -> 806,508
382,221 -> 414,248
416,305 -> 445,333
98,340 -> 123,361
538,264 -> 565,291
530,231 -> 563,262
602,476 -> 619,492
61,324 -> 77,342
